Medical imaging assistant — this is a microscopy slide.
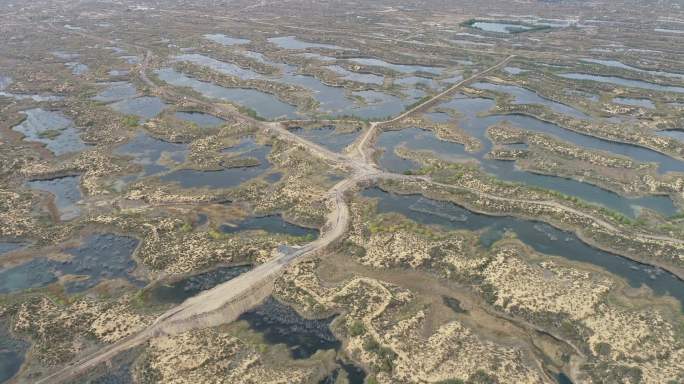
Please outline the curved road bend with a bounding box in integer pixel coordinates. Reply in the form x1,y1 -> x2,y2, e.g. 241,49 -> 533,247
35,170 -> 373,384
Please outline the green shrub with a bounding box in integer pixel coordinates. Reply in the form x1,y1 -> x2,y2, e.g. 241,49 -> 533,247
349,321 -> 366,337
37,129 -> 61,139
122,115 -> 139,127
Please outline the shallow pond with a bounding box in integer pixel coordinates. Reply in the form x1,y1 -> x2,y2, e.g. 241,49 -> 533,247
363,188 -> 684,306
470,21 -> 532,33
62,233 -> 142,293
440,74 -> 465,84
425,111 -> 451,123
115,132 -> 188,177
222,136 -> 259,153
110,96 -> 167,120
219,215 -> 318,238
394,76 -> 440,90
119,56 -> 140,65
376,124 -> 677,219
155,68 -> 299,119
167,53 -> 423,120
347,57 -> 442,75
268,36 -> 344,50
66,62 -> 88,76
145,265 -> 251,305
503,142 -> 529,150
319,361 -> 366,384
351,90 -> 417,119
0,243 -> 25,255
0,320 -> 28,383
281,72 -> 414,119
657,129 -> 684,142
287,125 -> 360,152
239,296 -> 340,359
93,82 -> 138,103
471,82 -> 590,120
252,51 -> 422,119
13,109 -> 87,156
204,33 -> 250,46
174,111 -> 225,128
438,96 -> 684,175
503,66 -> 527,75
581,58 -> 684,80
613,97 -> 655,109
265,172 -> 283,183
240,297 -> 366,379
240,51 -> 269,63
557,372 -> 574,384
0,258 -> 57,294
52,51 -> 79,60
160,145 -> 272,189
26,176 -> 82,221
108,69 -> 129,77
0,77 -> 62,101
0,233 -> 141,294
326,65 -> 384,85
654,28 -> 684,34
299,52 -> 336,62
0,91 -> 62,102
176,54 -> 263,80
107,46 -> 127,55
558,73 -> 684,94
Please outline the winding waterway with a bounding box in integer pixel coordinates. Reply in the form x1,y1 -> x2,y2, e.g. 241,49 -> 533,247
363,188 -> 684,306
376,95 -> 679,218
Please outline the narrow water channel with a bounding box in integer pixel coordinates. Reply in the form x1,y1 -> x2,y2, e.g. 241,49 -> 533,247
163,49 -> 434,120
375,94 -> 680,218
362,188 -> 684,307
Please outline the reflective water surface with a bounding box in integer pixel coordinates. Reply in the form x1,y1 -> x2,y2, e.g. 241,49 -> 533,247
13,109 -> 87,156
363,188 -> 684,306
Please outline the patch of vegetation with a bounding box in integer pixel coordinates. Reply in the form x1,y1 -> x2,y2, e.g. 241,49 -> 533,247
442,296 -> 467,313
37,129 -> 62,139
582,362 -> 643,384
466,370 -> 499,384
122,115 -> 139,128
180,222 -> 193,232
301,232 -> 316,242
367,214 -> 443,240
363,337 -> 396,372
594,342 -> 612,358
348,320 -> 366,337
238,106 -> 265,121
208,229 -> 226,240
405,95 -> 431,111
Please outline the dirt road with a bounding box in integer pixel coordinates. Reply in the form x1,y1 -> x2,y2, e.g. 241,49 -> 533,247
36,45 -> 683,384
351,55 -> 515,163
